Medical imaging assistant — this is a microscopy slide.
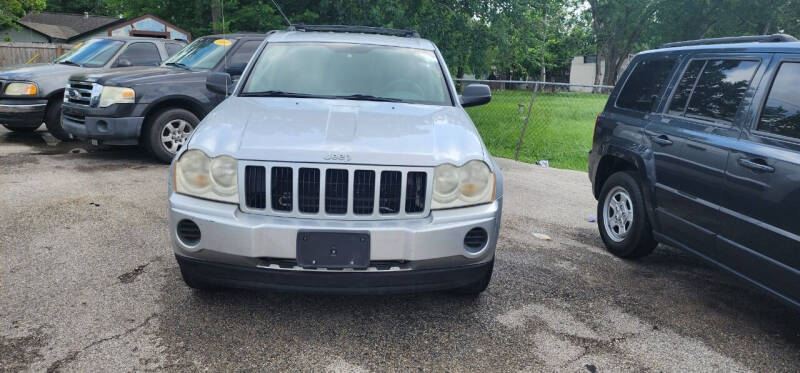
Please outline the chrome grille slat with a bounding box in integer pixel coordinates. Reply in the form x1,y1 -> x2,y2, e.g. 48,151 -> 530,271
65,81 -> 96,106
239,162 -> 432,220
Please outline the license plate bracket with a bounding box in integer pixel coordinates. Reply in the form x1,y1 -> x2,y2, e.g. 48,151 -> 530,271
296,231 -> 370,269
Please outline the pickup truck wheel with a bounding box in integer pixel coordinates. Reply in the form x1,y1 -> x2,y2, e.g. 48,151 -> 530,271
451,259 -> 494,295
3,124 -> 40,132
144,108 -> 198,163
44,99 -> 73,141
597,171 -> 658,258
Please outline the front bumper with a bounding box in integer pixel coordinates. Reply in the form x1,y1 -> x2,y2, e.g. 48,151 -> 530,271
169,192 -> 502,291
61,102 -> 144,145
176,254 -> 493,294
0,99 -> 47,126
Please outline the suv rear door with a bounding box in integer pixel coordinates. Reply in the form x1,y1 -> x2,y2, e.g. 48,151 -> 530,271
645,53 -> 767,256
719,55 -> 800,307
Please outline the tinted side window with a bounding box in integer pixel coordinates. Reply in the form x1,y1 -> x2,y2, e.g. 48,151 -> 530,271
668,60 -> 705,115
758,62 -> 800,140
616,58 -> 676,112
685,59 -> 759,123
165,43 -> 185,57
228,40 -> 261,66
117,43 -> 162,66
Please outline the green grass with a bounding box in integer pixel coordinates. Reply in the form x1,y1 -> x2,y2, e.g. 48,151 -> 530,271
464,90 -> 609,171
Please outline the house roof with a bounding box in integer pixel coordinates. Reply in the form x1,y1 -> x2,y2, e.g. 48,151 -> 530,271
17,12 -> 124,41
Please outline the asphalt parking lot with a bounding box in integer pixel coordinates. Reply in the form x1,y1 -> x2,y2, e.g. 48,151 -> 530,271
1,126 -> 799,372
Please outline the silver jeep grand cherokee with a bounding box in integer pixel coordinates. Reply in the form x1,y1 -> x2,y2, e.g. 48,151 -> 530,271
168,25 -> 502,294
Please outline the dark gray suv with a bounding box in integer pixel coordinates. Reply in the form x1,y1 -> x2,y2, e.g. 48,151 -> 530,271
589,34 -> 800,310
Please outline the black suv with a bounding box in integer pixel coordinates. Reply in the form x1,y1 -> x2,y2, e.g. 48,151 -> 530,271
62,33 -> 266,162
589,34 -> 800,309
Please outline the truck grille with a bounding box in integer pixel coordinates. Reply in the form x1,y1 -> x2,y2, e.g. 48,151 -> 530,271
65,81 -> 95,106
240,162 -> 432,220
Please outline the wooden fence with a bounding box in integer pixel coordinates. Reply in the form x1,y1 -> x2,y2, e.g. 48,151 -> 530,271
0,42 -> 72,68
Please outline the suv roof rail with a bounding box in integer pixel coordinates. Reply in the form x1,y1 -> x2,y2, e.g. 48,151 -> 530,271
287,24 -> 420,38
658,34 -> 798,49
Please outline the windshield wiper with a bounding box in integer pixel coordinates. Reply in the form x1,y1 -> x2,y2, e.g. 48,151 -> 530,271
58,60 -> 82,67
165,62 -> 190,70
335,94 -> 402,102
241,90 -> 323,98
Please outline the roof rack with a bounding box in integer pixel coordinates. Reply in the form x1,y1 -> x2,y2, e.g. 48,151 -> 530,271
658,34 -> 798,49
287,24 -> 420,38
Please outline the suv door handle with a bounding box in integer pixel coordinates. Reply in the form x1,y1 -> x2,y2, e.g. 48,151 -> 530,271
738,158 -> 775,173
651,135 -> 673,146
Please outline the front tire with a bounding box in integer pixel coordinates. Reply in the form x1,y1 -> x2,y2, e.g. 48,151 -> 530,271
143,108 -> 198,163
44,99 -> 72,141
597,171 -> 658,258
3,124 -> 40,132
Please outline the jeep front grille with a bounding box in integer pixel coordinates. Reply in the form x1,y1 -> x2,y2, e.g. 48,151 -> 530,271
65,81 -> 95,106
240,162 -> 432,220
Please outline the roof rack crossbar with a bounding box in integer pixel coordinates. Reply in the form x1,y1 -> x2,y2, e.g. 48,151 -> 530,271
287,24 -> 420,38
658,34 -> 798,49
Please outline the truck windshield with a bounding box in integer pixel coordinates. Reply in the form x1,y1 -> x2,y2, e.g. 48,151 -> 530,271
54,39 -> 125,68
242,43 -> 452,106
163,37 -> 233,70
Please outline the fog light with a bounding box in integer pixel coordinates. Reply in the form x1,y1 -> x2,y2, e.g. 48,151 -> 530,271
464,227 -> 488,253
177,219 -> 201,246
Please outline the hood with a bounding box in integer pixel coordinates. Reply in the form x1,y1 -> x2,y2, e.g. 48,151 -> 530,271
0,63 -> 83,82
188,97 -> 487,167
72,66 -> 203,86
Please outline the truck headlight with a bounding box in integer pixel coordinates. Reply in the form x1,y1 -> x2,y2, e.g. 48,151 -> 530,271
98,86 -> 135,107
432,160 -> 495,210
4,82 -> 37,96
175,150 -> 239,203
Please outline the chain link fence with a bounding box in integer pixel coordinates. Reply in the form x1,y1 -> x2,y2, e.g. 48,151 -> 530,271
456,79 -> 614,171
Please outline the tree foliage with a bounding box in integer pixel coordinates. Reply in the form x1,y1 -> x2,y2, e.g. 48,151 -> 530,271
26,0 -> 800,83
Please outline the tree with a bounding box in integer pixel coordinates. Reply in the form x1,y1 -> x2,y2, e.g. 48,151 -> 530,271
587,0 -> 663,85
1,0 -> 46,29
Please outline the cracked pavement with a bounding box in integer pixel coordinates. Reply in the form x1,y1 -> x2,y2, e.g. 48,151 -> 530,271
1,127 -> 799,372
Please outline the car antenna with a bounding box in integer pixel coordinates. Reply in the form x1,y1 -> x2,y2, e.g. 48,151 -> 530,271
270,0 -> 292,27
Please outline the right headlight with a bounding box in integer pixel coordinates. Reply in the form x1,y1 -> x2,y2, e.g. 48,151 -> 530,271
174,149 -> 239,203
432,160 -> 495,210
98,86 -> 135,108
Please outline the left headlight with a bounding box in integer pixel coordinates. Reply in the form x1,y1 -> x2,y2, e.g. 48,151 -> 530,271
98,86 -> 135,108
4,82 -> 37,96
432,160 -> 495,210
175,149 -> 239,203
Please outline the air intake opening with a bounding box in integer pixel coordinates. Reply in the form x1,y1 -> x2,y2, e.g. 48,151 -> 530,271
177,219 -> 201,246
464,227 -> 488,253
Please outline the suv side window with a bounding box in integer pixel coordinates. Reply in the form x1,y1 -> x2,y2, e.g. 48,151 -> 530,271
616,58 -> 676,112
227,40 -> 261,67
165,43 -> 185,57
668,59 -> 759,123
117,42 -> 162,66
757,62 -> 800,140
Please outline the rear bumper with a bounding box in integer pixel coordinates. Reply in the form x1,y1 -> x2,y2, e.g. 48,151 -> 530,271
0,100 -> 47,126
176,254 -> 493,294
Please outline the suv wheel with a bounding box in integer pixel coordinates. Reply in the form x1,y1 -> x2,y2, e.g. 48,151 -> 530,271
597,171 -> 658,258
144,108 -> 198,163
44,99 -> 73,141
3,124 -> 40,132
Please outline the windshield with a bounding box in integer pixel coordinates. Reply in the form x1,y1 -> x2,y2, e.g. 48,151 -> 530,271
242,43 -> 452,106
163,37 -> 234,70
54,39 -> 124,68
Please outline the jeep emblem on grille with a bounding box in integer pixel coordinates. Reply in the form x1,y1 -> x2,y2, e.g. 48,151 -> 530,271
323,152 -> 351,162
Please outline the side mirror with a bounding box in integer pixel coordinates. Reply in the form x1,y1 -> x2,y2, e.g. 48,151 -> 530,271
206,72 -> 232,95
459,84 -> 491,107
225,63 -> 247,76
116,59 -> 133,68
